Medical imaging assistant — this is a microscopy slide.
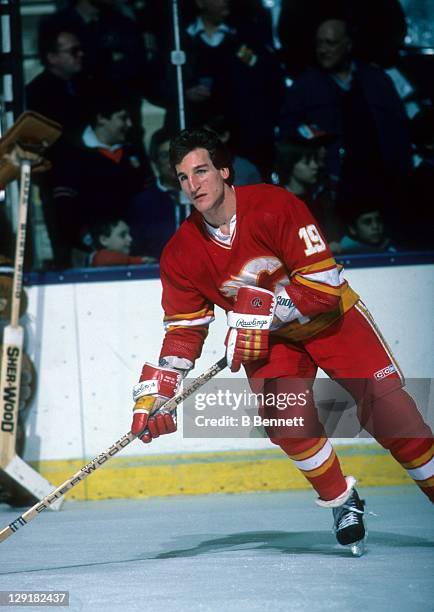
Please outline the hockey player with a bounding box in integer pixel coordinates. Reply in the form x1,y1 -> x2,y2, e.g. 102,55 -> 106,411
130,128 -> 434,555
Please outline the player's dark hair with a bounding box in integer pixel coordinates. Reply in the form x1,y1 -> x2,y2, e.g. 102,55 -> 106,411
169,128 -> 234,185
275,139 -> 319,185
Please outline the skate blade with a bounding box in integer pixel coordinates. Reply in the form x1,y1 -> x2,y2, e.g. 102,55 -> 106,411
348,538 -> 366,557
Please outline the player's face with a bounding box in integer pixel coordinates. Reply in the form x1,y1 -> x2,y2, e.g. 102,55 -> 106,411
176,148 -> 230,215
292,155 -> 319,186
101,220 -> 132,254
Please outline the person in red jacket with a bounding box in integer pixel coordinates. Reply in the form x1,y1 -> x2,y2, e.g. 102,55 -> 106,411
89,218 -> 155,267
129,128 -> 433,555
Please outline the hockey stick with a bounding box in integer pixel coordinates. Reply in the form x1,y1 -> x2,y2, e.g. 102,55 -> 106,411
0,162 -> 31,466
0,113 -> 62,509
0,163 -> 62,511
0,356 -> 227,543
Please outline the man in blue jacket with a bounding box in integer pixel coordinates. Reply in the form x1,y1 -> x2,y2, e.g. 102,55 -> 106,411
279,18 -> 412,197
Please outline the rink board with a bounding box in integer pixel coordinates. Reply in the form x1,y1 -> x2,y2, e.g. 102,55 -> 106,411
30,443 -> 414,501
20,262 -> 434,463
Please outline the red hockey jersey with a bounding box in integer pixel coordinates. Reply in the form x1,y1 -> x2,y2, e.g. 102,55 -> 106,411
160,184 -> 358,362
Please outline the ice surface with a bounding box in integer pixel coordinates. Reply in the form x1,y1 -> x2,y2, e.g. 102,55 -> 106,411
0,486 -> 432,612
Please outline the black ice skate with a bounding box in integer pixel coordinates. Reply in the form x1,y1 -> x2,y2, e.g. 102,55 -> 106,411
315,476 -> 367,557
332,488 -> 366,557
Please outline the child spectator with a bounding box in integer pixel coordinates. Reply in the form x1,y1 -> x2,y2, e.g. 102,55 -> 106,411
275,124 -> 343,247
278,139 -> 321,196
89,218 -> 156,267
45,92 -> 154,267
339,204 -> 397,254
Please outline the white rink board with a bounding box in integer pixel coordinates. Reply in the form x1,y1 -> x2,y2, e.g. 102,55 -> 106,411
21,264 -> 434,462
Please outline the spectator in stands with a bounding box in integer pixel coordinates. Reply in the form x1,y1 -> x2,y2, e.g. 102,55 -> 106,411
148,128 -> 180,195
88,218 -> 156,266
338,203 -> 396,254
279,18 -> 412,206
126,128 -> 179,260
25,16 -> 97,269
204,115 -> 262,185
277,139 -> 320,195
163,0 -> 285,180
26,17 -> 93,145
55,0 -> 160,140
275,124 -> 343,247
46,93 -> 154,268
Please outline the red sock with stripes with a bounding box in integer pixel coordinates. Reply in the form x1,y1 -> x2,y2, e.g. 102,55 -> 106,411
275,437 -> 348,502
379,437 -> 434,503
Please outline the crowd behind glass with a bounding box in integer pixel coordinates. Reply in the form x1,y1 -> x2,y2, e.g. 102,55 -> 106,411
3,0 -> 434,270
